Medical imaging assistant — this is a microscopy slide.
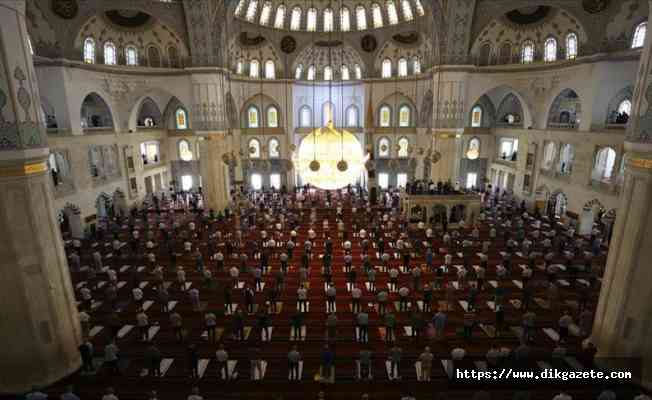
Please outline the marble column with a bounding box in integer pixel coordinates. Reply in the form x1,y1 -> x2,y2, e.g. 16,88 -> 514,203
199,134 -> 231,212
0,0 -> 81,394
592,0 -> 652,388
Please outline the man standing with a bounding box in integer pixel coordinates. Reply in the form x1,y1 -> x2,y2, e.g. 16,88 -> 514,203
388,345 -> 402,380
215,344 -> 229,380
357,310 -> 369,343
288,345 -> 301,380
419,346 -> 434,381
104,341 -> 120,376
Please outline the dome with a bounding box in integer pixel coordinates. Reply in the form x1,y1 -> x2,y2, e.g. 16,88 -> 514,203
232,0 -> 426,32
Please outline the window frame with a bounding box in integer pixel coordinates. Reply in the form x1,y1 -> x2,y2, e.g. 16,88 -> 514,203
398,104 -> 411,127
379,105 -> 392,127
544,37 -> 558,62
565,32 -> 578,60
248,138 -> 261,159
521,40 -> 534,64
266,105 -> 279,128
178,139 -> 193,161
83,37 -> 95,64
247,106 -> 260,128
104,42 -> 117,65
268,138 -> 280,158
632,21 -> 647,49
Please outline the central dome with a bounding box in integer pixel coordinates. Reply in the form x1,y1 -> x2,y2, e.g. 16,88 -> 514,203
233,0 -> 426,32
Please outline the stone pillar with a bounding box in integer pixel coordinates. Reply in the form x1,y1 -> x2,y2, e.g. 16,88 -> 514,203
592,1 -> 652,388
0,1 -> 81,393
199,134 -> 231,212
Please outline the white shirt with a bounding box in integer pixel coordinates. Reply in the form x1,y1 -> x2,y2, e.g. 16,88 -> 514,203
552,393 -> 572,400
132,288 -> 143,301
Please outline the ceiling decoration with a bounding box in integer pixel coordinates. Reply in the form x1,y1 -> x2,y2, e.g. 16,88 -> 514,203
504,6 -> 552,26
239,32 -> 266,47
293,43 -> 365,75
583,0 -> 610,14
51,0 -> 78,19
104,10 -> 152,29
280,36 -> 296,53
361,35 -> 377,52
314,40 -> 343,47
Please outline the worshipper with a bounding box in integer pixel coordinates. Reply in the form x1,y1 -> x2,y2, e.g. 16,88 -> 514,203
377,289 -> 389,315
244,284 -> 255,314
433,309 -> 447,339
188,287 -> 200,311
223,284 -> 233,314
357,310 -> 369,342
463,309 -> 476,339
326,283 -> 337,313
291,311 -> 304,340
559,310 -> 574,342
79,338 -> 94,373
205,311 -> 217,343
522,310 -> 536,342
358,348 -> 373,381
351,285 -> 362,313
398,285 -> 410,311
320,344 -> 335,381
187,387 -> 203,400
297,284 -> 308,312
367,267 -> 377,291
144,343 -> 162,377
158,287 -> 169,313
326,312 -> 338,340
388,344 -> 402,379
257,308 -> 272,341
170,311 -> 183,343
136,310 -> 149,342
288,345 -> 302,380
552,392 -> 573,400
494,304 -> 505,337
215,344 -> 229,380
250,345 -> 263,380
102,387 -> 119,400
104,341 -> 120,376
177,266 -> 187,292
419,346 -> 434,381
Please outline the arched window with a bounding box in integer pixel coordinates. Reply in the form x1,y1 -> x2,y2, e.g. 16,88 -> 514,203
618,99 -> 632,116
466,137 -> 480,160
632,22 -> 647,48
83,38 -> 95,63
247,106 -> 260,128
399,105 -> 411,127
234,0 -> 246,16
499,42 -> 512,64
175,108 -> 188,130
267,106 -> 279,127
378,137 -> 390,157
307,7 -> 317,31
269,138 -> 280,158
307,65 -> 316,80
379,105 -> 392,127
521,41 -> 534,64
323,66 -> 333,81
322,102 -> 335,126
566,33 -> 578,59
259,1 -> 272,25
104,42 -> 117,65
544,37 -> 557,62
471,105 -> 483,127
402,0 -> 413,21
340,7 -> 351,31
398,137 -> 409,158
126,46 -> 138,66
246,0 -> 259,21
398,58 -> 408,76
341,65 -> 350,80
356,6 -> 367,30
413,57 -> 421,74
414,0 -> 424,16
290,7 -> 302,30
264,60 -> 275,79
148,46 -> 161,67
354,64 -> 362,79
236,59 -> 244,74
387,0 -> 399,25
558,143 -> 574,175
300,106 -> 312,127
346,106 -> 359,127
382,58 -> 392,78
295,64 -> 303,79
323,8 -> 334,32
250,59 -> 260,78
168,46 -> 179,68
274,5 -> 286,29
542,142 -> 557,170
372,3 -> 383,28
178,139 -> 193,161
248,139 -> 261,158
593,147 -> 617,182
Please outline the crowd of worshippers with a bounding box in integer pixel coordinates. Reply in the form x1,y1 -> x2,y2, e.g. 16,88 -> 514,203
404,180 -> 463,195
608,110 -> 630,125
68,186 -> 617,395
23,386 -> 652,400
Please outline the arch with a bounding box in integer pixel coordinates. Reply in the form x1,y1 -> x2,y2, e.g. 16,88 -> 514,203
178,139 -> 193,161
259,1 -> 272,25
381,58 -> 392,78
606,86 -> 634,125
268,137 -> 280,158
103,41 -> 117,65
346,105 -> 359,127
371,3 -> 383,28
250,59 -> 260,78
148,46 -> 162,67
241,93 -> 283,128
248,138 -> 261,158
496,93 -> 524,127
125,45 -> 138,66
80,92 -> 114,130
340,6 -> 352,31
547,89 -> 581,129
632,21 -> 647,48
162,96 -> 191,130
306,7 -> 317,31
323,8 -> 334,31
264,59 -> 276,79
466,137 -> 481,160
290,6 -> 302,30
521,40 -> 534,64
274,4 -> 286,28
478,43 -> 492,66
136,97 -> 163,128
378,137 -> 391,158
565,32 -> 578,59
83,37 -> 95,63
592,146 -> 617,182
356,5 -> 367,30
544,37 -> 557,62
467,85 -> 533,129
397,57 -> 408,76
